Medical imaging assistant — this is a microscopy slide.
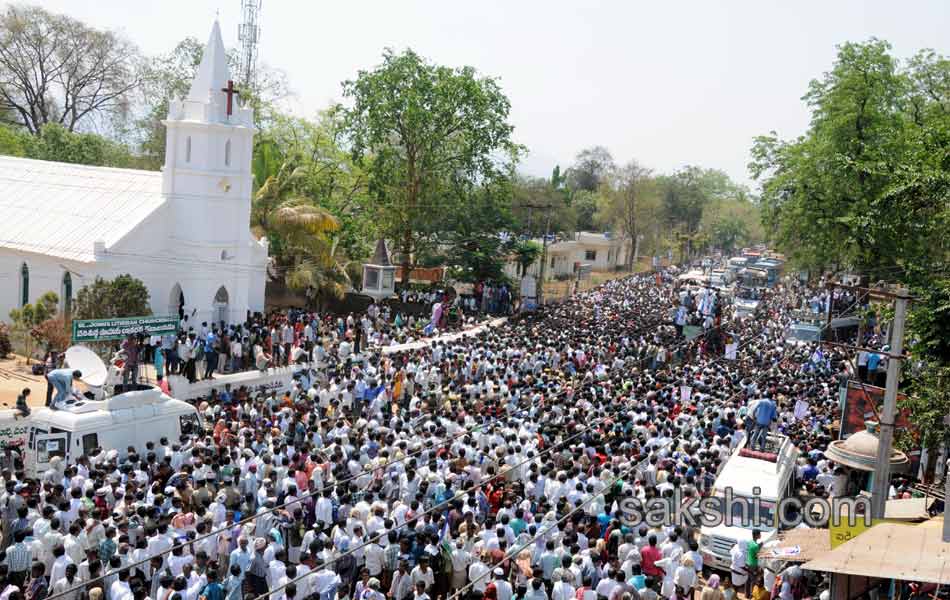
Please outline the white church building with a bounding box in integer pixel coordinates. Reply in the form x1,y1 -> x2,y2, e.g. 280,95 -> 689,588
0,21 -> 268,327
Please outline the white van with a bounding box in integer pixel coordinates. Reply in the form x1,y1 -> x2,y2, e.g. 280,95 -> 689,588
5,346 -> 202,477
22,387 -> 201,477
699,433 -> 800,571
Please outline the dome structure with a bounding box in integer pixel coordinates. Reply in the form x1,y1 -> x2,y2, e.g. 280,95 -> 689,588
825,429 -> 911,473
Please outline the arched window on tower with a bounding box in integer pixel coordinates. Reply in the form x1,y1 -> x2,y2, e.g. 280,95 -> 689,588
185,136 -> 192,163
225,139 -> 231,167
19,263 -> 28,307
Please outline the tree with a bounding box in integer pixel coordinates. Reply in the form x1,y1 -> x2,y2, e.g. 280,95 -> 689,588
709,214 -> 750,254
571,190 -> 599,232
134,36 -> 289,167
31,316 -> 70,354
513,240 -> 543,277
0,323 -> 12,359
751,39 -> 950,471
340,48 -> 521,277
659,167 -> 710,259
0,5 -> 140,135
133,37 -> 204,166
511,175 -> 574,237
8,291 -> 58,362
74,275 -> 151,320
24,123 -> 139,167
252,149 -> 345,302
441,179 -> 515,283
0,124 -> 28,156
566,146 -> 615,192
596,160 -> 655,270
750,40 -> 919,276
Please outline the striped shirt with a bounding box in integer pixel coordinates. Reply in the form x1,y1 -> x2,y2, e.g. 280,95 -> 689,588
5,542 -> 32,573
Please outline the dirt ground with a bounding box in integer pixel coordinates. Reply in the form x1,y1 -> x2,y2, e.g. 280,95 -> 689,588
0,356 -> 167,408
0,356 -> 48,408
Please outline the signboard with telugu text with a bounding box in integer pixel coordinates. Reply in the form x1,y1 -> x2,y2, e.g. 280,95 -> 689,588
829,517 -> 909,549
71,316 -> 179,343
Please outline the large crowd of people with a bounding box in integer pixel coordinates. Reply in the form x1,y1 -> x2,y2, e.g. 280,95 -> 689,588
0,269 -> 885,600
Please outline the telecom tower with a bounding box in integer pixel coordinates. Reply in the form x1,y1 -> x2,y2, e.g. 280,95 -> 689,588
237,0 -> 262,89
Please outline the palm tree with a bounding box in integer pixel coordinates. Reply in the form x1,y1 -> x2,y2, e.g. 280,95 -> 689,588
513,239 -> 543,277
252,152 -> 346,302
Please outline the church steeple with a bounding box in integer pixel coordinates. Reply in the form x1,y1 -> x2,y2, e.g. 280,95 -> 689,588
164,20 -> 252,128
187,20 -> 231,104
161,19 -> 256,244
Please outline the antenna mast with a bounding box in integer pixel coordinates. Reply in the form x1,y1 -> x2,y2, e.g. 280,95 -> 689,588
237,0 -> 262,89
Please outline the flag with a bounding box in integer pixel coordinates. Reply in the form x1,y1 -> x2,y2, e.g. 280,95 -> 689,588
439,516 -> 451,543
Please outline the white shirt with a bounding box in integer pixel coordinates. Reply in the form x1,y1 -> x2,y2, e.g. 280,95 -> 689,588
110,580 -> 134,600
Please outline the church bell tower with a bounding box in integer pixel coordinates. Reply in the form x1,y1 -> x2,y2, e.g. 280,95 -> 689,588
161,20 -> 255,249
159,20 -> 258,326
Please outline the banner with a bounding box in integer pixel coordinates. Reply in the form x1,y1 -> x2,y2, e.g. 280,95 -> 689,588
840,380 -> 920,475
71,316 -> 179,343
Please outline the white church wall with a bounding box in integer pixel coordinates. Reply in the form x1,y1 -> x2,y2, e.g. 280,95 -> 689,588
0,251 -> 90,322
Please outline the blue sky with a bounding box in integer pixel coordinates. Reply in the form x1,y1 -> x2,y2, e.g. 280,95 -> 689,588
33,0 -> 950,188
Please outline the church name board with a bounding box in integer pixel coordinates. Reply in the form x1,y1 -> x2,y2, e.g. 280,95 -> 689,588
71,316 -> 179,343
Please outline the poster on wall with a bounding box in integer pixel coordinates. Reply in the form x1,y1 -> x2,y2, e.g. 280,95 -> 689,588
839,380 -> 920,475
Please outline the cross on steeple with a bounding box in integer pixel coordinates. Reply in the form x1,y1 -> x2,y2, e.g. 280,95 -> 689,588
220,80 -> 240,117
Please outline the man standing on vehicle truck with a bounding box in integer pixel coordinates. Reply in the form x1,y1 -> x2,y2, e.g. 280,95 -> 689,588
45,369 -> 82,409
751,396 -> 777,451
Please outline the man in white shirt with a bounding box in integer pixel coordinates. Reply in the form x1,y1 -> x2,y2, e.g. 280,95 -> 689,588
467,554 -> 490,595
494,568 -> 514,600
110,570 -> 134,600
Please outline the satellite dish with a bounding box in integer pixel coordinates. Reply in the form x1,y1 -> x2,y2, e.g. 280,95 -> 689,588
65,346 -> 108,388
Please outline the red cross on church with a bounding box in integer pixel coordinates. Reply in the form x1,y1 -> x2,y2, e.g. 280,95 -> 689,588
220,80 -> 240,116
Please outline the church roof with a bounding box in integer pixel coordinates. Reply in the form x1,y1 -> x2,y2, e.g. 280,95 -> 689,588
0,156 -> 164,263
187,20 -> 231,104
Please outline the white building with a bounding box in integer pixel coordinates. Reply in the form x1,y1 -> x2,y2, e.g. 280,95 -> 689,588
0,21 -> 268,326
505,232 -> 628,281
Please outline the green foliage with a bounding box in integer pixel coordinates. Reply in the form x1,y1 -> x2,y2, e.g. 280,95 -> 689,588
571,191 -> 599,232
251,112 -> 369,302
511,175 -> 574,237
134,36 -> 205,167
752,39 -> 950,452
340,48 -> 521,272
74,275 -> 151,320
9,291 -> 58,361
0,122 -> 141,168
21,123 -> 140,168
0,125 -> 28,156
9,292 -> 58,328
709,214 -> 750,254
750,39 -> 948,277
133,36 -> 290,166
595,161 -> 657,268
659,167 -> 711,235
513,240 -> 543,277
0,323 -> 11,359
441,180 -> 516,282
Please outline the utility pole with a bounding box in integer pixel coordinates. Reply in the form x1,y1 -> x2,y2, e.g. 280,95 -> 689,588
870,287 -> 909,520
537,209 -> 553,305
